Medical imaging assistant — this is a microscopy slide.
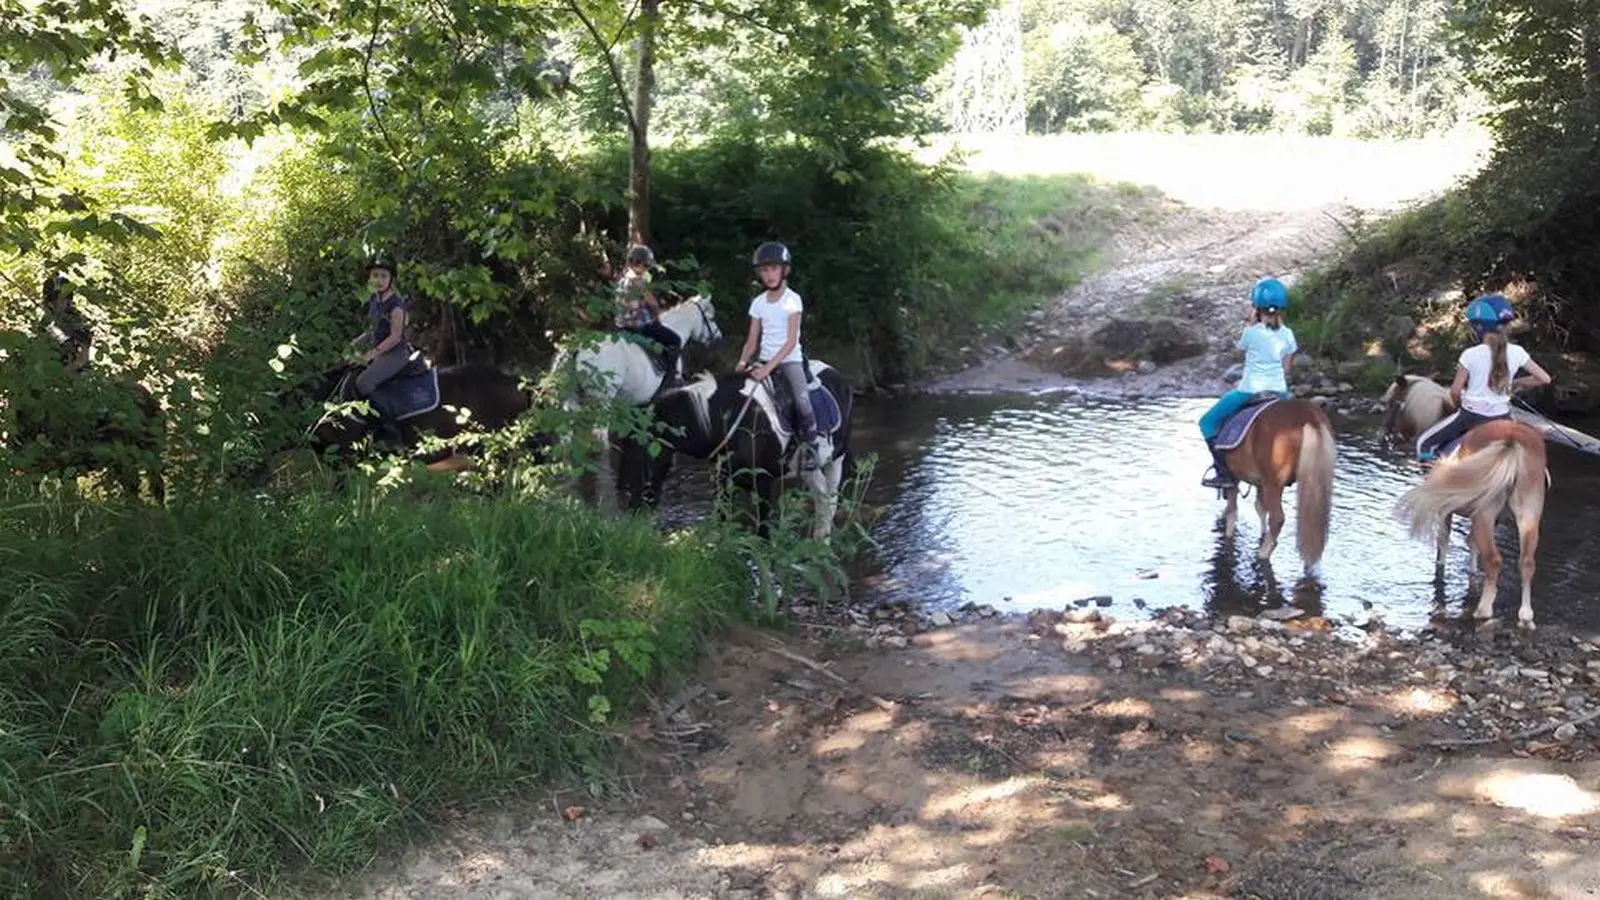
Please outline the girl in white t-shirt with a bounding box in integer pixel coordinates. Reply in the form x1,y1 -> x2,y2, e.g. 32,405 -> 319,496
1415,294 -> 1551,461
736,241 -> 823,456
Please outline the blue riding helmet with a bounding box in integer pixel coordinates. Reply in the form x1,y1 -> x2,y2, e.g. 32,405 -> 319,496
1465,293 -> 1515,328
1251,277 -> 1288,311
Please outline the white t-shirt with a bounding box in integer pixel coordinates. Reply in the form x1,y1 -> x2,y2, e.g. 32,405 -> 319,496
1459,342 -> 1531,416
748,288 -> 804,364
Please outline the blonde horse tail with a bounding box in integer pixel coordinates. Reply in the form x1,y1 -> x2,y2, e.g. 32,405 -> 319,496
1295,420 -> 1336,568
1393,439 -> 1525,541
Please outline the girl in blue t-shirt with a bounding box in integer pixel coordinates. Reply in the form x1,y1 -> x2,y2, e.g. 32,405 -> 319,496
1198,277 -> 1298,488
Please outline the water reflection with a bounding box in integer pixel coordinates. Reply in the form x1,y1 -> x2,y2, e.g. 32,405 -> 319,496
649,389 -> 1600,637
844,393 -> 1600,637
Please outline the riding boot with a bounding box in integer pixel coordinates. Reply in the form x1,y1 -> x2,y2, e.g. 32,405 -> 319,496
1201,438 -> 1237,489
660,346 -> 681,387
372,412 -> 406,451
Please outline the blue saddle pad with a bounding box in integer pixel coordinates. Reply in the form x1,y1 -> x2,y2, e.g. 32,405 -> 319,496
371,366 -> 441,422
1215,396 -> 1280,451
809,385 -> 842,436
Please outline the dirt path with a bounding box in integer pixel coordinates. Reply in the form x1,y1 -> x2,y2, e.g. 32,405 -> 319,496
322,616 -> 1600,900
919,133 -> 1490,398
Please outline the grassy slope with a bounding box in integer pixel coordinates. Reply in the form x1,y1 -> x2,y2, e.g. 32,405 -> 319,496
0,483 -> 751,899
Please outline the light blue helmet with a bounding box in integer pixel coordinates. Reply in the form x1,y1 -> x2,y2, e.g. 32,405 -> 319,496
1251,277 -> 1288,311
1465,293 -> 1515,329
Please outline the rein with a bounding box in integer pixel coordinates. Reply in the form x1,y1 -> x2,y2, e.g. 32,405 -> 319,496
707,387 -> 756,458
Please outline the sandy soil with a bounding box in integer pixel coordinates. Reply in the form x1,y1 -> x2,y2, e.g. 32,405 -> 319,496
317,618 -> 1600,900
918,133 -> 1491,399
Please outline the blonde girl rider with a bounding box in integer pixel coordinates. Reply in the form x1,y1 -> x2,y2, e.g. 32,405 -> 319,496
1199,277 -> 1297,489
1415,293 -> 1551,461
735,241 -> 824,460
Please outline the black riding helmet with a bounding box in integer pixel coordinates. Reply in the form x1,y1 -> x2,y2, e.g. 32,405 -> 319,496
367,253 -> 398,279
751,241 -> 791,269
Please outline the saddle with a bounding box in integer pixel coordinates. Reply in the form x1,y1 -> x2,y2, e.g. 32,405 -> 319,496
352,351 -> 442,423
617,329 -> 673,377
1214,393 -> 1281,451
760,364 -> 844,444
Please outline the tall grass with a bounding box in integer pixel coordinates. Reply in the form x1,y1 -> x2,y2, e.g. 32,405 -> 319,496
0,483 -> 749,898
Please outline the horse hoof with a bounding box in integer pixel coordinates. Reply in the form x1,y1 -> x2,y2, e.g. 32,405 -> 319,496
1517,618 -> 1537,632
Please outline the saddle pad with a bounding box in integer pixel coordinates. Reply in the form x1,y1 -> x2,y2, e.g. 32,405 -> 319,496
1215,397 -> 1279,451
372,367 -> 441,422
618,330 -> 669,375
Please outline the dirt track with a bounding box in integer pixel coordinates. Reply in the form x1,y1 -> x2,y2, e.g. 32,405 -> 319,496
920,132 -> 1490,398
325,621 -> 1600,900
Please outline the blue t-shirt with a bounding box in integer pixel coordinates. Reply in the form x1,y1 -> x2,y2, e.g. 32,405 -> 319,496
1236,323 -> 1297,394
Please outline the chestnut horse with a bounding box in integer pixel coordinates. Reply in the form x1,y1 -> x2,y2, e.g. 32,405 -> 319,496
1217,398 -> 1337,573
1384,374 -> 1549,629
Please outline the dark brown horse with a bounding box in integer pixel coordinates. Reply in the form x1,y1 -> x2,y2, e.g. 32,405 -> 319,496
1218,399 -> 1337,572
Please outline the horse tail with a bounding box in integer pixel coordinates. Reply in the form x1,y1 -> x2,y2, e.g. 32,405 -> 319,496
1393,438 -> 1526,540
1295,420 -> 1336,568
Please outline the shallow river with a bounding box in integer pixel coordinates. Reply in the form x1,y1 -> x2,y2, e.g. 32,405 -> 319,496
660,392 -> 1600,637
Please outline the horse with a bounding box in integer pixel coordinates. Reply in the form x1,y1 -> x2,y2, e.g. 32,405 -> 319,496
297,358 -> 541,464
1,335 -> 165,502
1210,395 -> 1337,572
548,295 -> 724,512
620,363 -> 854,540
1383,373 -> 1549,629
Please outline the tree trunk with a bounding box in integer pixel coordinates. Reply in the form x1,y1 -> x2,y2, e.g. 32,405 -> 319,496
628,0 -> 658,247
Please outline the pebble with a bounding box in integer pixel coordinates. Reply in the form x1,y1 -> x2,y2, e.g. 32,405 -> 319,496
930,611 -> 954,627
1555,723 -> 1580,742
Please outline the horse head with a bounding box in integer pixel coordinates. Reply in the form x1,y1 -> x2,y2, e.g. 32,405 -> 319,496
662,294 -> 723,348
1381,373 -> 1454,445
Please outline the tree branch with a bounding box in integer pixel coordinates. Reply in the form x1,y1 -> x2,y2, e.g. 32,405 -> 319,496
361,0 -> 405,169
564,0 -> 639,139
676,0 -> 789,37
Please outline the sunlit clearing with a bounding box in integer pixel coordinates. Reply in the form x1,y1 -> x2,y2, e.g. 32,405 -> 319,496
1471,771 -> 1600,818
1324,736 -> 1398,772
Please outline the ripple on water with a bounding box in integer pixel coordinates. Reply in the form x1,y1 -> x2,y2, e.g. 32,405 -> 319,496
842,393 -> 1600,635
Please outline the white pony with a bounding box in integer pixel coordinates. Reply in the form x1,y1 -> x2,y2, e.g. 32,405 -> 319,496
550,294 -> 724,511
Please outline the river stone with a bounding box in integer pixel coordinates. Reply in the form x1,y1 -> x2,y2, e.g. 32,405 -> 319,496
1089,317 -> 1209,364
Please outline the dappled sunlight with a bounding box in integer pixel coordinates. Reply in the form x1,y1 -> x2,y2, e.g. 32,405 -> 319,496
1388,801 -> 1442,822
1273,707 -> 1350,738
1469,870 -> 1552,899
915,628 -> 1016,664
920,774 -> 1042,819
1378,685 -> 1459,716
1462,770 -> 1600,819
1323,735 -> 1399,772
1159,687 -> 1207,703
1007,673 -> 1104,697
813,708 -> 898,756
1180,740 -> 1219,765
1089,697 -> 1156,719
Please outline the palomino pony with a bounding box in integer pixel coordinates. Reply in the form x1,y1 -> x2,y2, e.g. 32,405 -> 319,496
1383,373 -> 1550,629
1212,396 -> 1337,572
549,295 -> 723,512
620,363 -> 854,540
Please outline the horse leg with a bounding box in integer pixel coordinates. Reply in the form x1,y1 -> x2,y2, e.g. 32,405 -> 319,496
592,427 -> 619,515
802,458 -> 838,540
1223,487 -> 1239,540
1434,513 -> 1451,576
1255,481 -> 1285,561
1509,480 -> 1545,631
1469,510 -> 1502,622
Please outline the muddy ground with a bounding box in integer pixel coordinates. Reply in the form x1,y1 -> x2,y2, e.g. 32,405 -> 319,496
323,613 -> 1600,900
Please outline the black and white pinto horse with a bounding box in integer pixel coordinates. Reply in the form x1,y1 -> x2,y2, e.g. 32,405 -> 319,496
621,362 -> 853,539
